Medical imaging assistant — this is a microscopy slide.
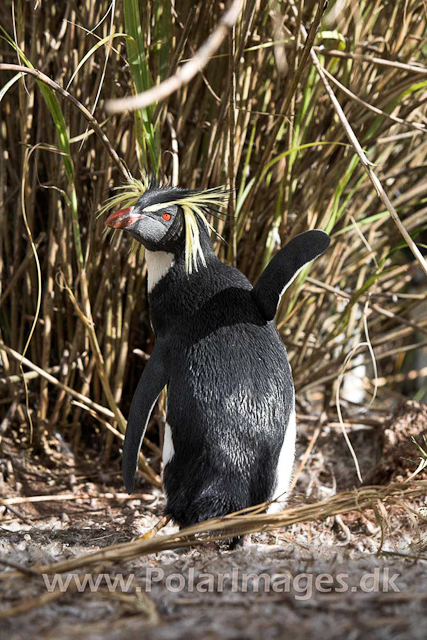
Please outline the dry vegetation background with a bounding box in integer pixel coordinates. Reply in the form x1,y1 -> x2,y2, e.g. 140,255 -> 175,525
1,0 -> 427,477
0,0 -> 427,637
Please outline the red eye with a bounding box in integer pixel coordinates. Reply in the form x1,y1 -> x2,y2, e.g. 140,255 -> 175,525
162,212 -> 172,221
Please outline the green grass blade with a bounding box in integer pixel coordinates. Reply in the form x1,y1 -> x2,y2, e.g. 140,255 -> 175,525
123,0 -> 160,172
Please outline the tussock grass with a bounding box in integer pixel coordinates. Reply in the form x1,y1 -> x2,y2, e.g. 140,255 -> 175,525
0,0 -> 426,476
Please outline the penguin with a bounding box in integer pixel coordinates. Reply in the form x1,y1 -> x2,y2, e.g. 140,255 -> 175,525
105,178 -> 330,533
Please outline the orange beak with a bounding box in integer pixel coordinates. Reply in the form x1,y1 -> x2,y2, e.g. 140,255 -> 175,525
105,207 -> 144,229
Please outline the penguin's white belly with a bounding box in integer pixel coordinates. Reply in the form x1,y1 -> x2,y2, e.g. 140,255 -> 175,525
269,407 -> 296,513
163,423 -> 175,466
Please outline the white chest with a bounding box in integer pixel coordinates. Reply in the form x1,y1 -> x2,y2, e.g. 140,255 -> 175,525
145,250 -> 175,293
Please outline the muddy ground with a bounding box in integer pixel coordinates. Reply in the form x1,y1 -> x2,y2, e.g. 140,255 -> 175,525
0,401 -> 426,639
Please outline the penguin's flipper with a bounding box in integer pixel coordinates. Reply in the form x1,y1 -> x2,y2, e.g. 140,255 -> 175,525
252,230 -> 330,321
122,341 -> 169,494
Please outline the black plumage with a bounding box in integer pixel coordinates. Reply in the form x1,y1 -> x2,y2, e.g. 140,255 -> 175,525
105,183 -> 330,531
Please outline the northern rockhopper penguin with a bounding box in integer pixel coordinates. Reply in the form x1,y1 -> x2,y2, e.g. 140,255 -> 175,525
104,177 -> 330,533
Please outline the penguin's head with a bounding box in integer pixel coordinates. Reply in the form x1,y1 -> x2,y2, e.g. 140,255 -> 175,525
105,187 -> 185,253
104,178 -> 228,273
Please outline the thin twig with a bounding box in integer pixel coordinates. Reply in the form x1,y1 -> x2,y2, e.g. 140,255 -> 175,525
0,63 -> 129,180
106,0 -> 244,112
317,48 -> 427,75
305,51 -> 427,276
321,65 -> 427,133
227,22 -> 237,266
0,557 -> 40,577
0,492 -> 156,507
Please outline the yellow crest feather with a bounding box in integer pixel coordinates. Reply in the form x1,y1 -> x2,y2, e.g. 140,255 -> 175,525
100,175 -> 228,274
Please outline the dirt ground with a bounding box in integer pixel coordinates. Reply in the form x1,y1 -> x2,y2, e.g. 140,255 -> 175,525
0,401 -> 426,639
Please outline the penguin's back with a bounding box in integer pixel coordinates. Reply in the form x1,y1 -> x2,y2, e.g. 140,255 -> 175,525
156,259 -> 294,525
